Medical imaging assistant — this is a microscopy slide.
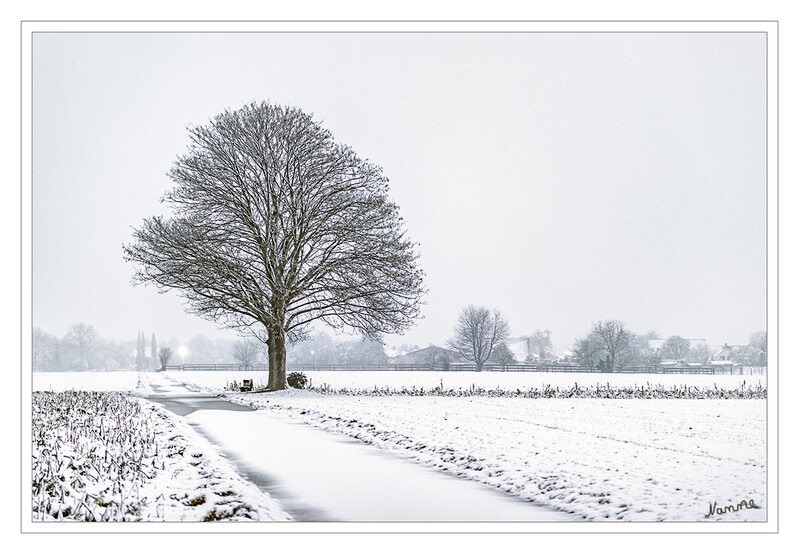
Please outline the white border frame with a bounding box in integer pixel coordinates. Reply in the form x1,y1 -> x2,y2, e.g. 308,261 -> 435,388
20,19 -> 779,535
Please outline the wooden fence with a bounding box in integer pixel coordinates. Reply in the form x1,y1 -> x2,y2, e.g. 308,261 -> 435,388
164,363 -> 764,375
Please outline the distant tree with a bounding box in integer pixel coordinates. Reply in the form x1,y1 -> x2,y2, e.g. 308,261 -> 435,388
491,342 -> 516,368
150,333 -> 158,370
629,333 -> 657,367
686,342 -> 710,365
65,322 -> 99,370
732,333 -> 767,367
570,336 -> 602,368
732,346 -> 760,367
593,320 -> 635,370
287,332 -> 338,365
33,328 -> 61,372
572,320 -> 635,371
123,102 -> 425,390
447,306 -> 510,371
749,331 -> 767,366
660,336 -> 692,361
232,339 -> 263,370
337,336 -> 388,365
98,339 -> 134,370
135,331 -> 147,370
426,347 -> 452,370
158,347 -> 173,370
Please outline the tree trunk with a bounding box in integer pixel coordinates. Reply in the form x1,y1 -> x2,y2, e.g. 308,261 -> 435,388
267,329 -> 287,391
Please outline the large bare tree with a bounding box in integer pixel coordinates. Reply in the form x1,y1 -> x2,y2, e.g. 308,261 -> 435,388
124,102 -> 425,390
447,306 -> 510,371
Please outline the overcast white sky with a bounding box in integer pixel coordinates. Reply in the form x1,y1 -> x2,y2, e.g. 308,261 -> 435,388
31,29 -> 767,352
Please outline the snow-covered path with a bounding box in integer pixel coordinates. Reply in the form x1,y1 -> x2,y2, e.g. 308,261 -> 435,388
141,373 -> 575,522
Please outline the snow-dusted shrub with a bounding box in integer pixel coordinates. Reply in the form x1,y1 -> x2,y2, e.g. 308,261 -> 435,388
31,391 -> 287,522
306,381 -> 766,399
32,391 -> 160,521
287,372 -> 309,389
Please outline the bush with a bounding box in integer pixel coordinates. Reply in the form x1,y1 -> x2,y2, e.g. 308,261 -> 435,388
287,372 -> 308,389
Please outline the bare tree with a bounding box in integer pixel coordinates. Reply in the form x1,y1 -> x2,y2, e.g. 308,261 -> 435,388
748,331 -> 767,366
447,306 -> 510,371
124,102 -> 425,390
64,322 -> 98,370
158,347 -> 173,370
570,336 -> 602,368
571,320 -> 635,370
590,320 -> 635,370
660,335 -> 692,361
151,333 -> 158,370
33,327 -> 61,372
232,339 -> 263,369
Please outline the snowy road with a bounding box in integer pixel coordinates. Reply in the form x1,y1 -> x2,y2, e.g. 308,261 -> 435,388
142,374 -> 575,522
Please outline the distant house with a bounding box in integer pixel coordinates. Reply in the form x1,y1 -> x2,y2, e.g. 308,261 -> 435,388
713,343 -> 734,362
388,345 -> 464,366
507,335 -> 559,363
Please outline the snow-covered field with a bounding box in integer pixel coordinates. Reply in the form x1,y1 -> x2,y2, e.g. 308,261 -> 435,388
33,371 -> 142,392
31,371 -> 768,522
227,391 -> 766,522
164,369 -> 765,395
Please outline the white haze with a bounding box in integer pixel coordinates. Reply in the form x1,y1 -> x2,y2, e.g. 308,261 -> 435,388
31,30 -> 766,352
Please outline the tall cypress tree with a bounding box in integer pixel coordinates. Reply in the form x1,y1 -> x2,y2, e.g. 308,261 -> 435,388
151,333 -> 158,370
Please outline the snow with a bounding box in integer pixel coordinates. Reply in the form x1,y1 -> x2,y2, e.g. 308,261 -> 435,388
31,370 -> 767,522
33,371 -> 142,392
222,392 -> 766,522
30,374 -> 291,522
126,399 -> 291,521
186,408 -> 575,521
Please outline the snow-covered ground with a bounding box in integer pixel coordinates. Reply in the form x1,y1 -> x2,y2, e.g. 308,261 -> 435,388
225,392 -> 766,522
33,371 -> 142,392
30,375 -> 291,522
163,369 -> 765,394
31,371 -> 768,522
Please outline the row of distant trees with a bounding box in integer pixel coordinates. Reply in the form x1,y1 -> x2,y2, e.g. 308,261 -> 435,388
33,324 -> 175,372
32,323 -> 393,371
569,321 -> 766,370
34,323 -> 128,372
33,318 -> 766,372
445,306 -> 767,372
231,333 -> 390,369
32,324 -> 177,372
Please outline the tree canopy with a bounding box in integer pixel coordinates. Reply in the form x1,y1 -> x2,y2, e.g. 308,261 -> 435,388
447,305 -> 510,371
124,102 -> 425,389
